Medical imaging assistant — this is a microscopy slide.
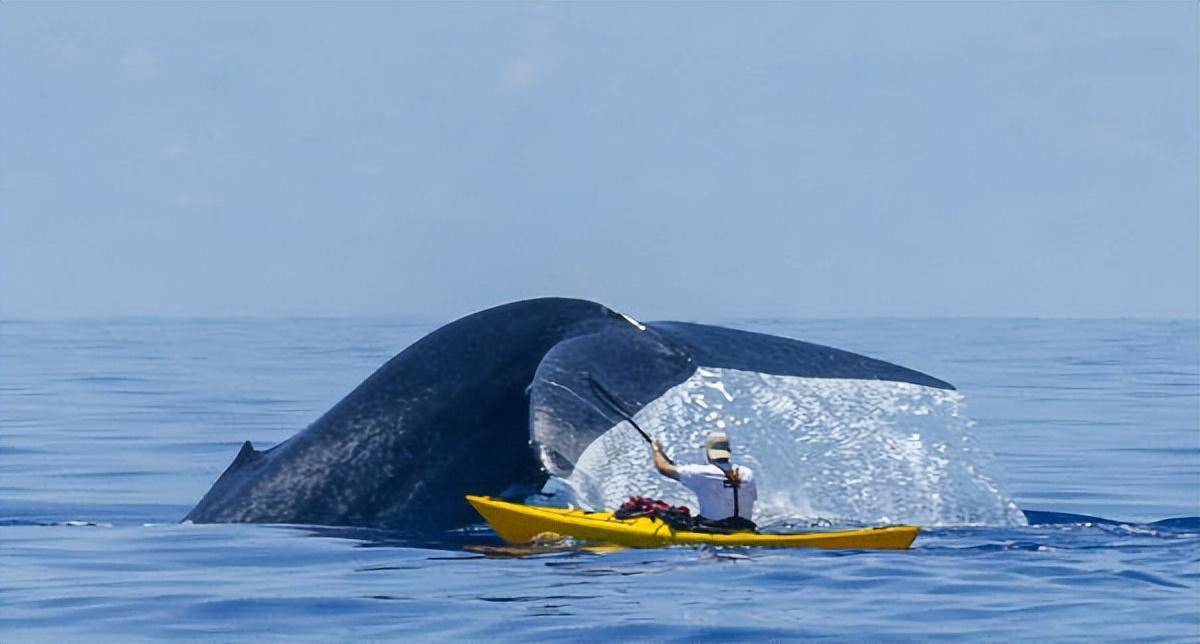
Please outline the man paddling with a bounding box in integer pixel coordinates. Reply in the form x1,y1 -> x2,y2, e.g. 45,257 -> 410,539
651,431 -> 758,532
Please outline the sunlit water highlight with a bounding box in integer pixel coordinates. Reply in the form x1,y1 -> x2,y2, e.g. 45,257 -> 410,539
544,370 -> 1025,527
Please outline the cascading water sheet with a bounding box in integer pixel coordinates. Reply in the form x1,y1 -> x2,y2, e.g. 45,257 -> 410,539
540,367 -> 1026,527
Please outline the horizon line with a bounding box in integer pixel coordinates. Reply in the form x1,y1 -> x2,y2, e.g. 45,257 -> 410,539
1,314 -> 1197,324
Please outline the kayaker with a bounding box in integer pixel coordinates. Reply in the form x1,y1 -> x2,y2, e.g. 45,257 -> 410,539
651,431 -> 757,532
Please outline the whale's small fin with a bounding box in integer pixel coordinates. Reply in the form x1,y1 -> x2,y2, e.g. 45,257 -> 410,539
183,441 -> 265,523
230,440 -> 259,469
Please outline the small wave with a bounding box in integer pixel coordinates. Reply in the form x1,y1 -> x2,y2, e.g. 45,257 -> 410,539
0,519 -> 111,527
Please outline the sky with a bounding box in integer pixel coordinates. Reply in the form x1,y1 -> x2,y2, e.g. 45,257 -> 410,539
1,2 -> 1197,320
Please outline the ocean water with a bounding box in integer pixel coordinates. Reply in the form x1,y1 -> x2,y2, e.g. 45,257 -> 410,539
1,317 -> 1197,641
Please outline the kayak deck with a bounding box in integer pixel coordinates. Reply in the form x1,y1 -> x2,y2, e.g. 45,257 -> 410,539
466,495 -> 919,550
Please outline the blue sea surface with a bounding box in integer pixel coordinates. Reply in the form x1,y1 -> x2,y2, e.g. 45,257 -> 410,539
2,318 -> 1197,641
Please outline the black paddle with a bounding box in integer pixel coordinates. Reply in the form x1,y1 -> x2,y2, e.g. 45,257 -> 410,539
586,376 -> 652,445
587,375 -> 688,502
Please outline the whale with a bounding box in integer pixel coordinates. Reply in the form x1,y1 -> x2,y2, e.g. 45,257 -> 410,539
185,297 -> 956,531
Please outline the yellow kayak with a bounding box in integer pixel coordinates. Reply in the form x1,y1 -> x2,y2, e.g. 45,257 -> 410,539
466,496 -> 919,550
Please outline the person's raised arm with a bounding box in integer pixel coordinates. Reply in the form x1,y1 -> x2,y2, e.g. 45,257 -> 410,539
651,440 -> 679,480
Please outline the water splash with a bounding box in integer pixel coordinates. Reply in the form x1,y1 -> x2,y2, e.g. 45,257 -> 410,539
539,368 -> 1026,527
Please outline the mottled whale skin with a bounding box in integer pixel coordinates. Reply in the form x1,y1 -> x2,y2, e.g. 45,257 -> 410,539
187,299 -> 622,531
186,297 -> 956,531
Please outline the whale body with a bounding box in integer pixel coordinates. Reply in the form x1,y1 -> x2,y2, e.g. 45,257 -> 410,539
186,298 -> 956,531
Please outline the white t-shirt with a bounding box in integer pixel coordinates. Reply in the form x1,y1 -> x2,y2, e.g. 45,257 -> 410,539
676,463 -> 757,520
